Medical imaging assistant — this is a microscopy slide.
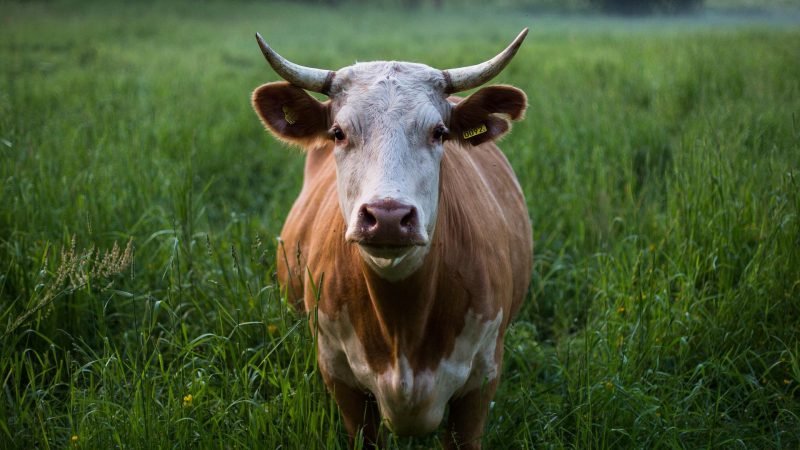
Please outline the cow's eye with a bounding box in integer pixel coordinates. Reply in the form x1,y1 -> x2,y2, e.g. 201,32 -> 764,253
432,124 -> 448,142
331,125 -> 346,142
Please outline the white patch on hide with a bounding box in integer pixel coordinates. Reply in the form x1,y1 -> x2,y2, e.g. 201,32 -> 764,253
316,306 -> 503,436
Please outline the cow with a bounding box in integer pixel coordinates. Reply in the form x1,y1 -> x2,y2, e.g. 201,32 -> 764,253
251,29 -> 533,449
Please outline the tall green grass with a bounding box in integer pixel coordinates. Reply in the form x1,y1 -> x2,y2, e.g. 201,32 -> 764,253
1,1 -> 799,448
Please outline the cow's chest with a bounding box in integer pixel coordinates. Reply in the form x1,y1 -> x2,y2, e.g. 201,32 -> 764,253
316,307 -> 503,435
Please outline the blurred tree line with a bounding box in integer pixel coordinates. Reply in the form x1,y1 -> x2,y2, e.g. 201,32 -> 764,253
296,0 -> 705,14
591,0 -> 703,14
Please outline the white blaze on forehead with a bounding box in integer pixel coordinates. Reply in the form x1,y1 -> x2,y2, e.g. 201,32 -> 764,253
316,307 -> 504,435
329,61 -> 451,279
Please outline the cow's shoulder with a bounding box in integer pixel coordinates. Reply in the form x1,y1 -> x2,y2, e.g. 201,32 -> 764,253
277,142 -> 347,307
437,140 -> 533,321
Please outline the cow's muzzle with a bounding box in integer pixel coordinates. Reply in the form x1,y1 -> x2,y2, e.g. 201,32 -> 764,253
347,199 -> 428,250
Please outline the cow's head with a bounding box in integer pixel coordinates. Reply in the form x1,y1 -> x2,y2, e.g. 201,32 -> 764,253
253,30 -> 528,280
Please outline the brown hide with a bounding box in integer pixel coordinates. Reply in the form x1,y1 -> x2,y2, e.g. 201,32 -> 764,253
276,134 -> 532,376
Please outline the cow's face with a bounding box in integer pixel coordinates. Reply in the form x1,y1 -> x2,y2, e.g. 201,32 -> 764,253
252,32 -> 527,280
327,63 -> 448,271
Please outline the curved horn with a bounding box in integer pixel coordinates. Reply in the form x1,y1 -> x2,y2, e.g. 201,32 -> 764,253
442,28 -> 528,94
255,33 -> 336,95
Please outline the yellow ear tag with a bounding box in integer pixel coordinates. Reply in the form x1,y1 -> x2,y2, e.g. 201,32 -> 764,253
282,106 -> 297,125
462,123 -> 487,139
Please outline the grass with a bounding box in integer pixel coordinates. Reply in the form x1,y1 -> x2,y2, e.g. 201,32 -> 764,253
1,1 -> 799,448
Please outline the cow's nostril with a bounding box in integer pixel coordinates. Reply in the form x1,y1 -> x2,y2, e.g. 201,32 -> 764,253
359,206 -> 377,228
400,208 -> 417,229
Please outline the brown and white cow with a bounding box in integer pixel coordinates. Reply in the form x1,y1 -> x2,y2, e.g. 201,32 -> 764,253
251,29 -> 533,449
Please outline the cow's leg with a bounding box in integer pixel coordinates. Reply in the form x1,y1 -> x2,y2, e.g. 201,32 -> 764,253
444,378 -> 499,450
322,373 -> 383,448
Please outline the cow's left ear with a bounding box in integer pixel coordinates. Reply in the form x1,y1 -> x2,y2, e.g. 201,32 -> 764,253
252,81 -> 330,147
449,85 -> 527,146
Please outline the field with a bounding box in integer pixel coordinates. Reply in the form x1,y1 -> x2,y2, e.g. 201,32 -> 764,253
2,1 -> 800,448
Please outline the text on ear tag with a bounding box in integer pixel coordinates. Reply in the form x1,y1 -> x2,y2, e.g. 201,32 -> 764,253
282,106 -> 297,125
463,123 -> 487,139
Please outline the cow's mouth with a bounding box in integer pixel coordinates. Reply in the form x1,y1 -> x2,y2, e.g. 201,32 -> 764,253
357,242 -> 422,259
356,241 -> 433,274
347,227 -> 429,256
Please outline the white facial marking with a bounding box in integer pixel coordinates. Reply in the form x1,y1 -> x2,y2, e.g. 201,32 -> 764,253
329,62 -> 450,281
316,307 -> 503,435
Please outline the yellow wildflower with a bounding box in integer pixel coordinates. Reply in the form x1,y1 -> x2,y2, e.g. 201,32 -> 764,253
616,306 -> 625,314
604,381 -> 614,391
183,394 -> 193,407
267,324 -> 279,335
70,435 -> 79,447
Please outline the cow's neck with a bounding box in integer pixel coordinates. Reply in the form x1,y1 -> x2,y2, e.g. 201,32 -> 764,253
359,247 -> 440,345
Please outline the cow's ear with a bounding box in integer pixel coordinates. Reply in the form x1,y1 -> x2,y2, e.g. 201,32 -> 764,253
252,81 -> 330,147
449,85 -> 527,146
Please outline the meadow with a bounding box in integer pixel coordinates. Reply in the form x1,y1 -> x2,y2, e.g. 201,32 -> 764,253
1,1 -> 799,448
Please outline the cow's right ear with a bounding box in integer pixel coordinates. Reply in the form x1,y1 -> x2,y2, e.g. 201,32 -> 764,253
252,81 -> 330,147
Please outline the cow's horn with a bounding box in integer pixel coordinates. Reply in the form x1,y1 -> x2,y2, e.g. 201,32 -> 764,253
442,28 -> 528,94
255,33 -> 336,95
